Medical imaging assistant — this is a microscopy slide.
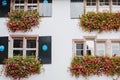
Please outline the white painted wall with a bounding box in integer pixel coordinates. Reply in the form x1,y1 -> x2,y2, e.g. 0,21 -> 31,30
0,0 -> 120,80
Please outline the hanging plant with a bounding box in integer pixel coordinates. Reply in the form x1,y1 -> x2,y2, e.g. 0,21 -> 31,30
7,9 -> 40,32
69,56 -> 120,77
3,56 -> 43,80
80,12 -> 120,32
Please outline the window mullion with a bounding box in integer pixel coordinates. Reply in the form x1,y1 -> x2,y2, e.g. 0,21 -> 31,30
36,37 -> 38,59
84,41 -> 86,56
25,0 -> 28,10
11,38 -> 14,57
23,37 -> 26,57
84,0 -> 86,14
110,0 -> 112,12
37,0 -> 40,12
96,0 -> 99,12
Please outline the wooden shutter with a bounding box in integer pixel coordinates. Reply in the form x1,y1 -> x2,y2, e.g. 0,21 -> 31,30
0,37 -> 8,64
38,36 -> 51,64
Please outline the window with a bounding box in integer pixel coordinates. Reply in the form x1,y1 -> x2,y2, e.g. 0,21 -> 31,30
76,43 -> 84,56
96,42 -> 105,56
12,0 -> 52,17
73,38 -> 95,56
9,35 -> 38,57
111,42 -> 120,56
14,0 -> 24,10
113,0 -> 120,5
87,0 -> 96,6
99,0 -> 110,12
28,0 -> 38,10
14,0 -> 38,10
99,0 -> 109,6
71,0 -> 84,19
112,0 -> 120,12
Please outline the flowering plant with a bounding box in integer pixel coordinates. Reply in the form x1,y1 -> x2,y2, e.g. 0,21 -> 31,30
69,56 -> 120,77
80,12 -> 120,32
7,9 -> 40,32
4,56 -> 42,80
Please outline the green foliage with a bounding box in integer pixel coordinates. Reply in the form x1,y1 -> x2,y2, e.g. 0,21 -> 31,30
4,56 -> 42,80
69,56 -> 120,77
80,12 -> 120,32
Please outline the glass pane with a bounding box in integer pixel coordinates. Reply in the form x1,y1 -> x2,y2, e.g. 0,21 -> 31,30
87,0 -> 91,2
71,0 -> 83,2
28,6 -> 37,10
76,43 -> 83,49
26,50 -> 36,57
96,43 -> 105,56
28,0 -> 37,3
15,0 -> 24,3
15,6 -> 24,10
86,40 -> 94,56
14,39 -> 23,48
76,50 -> 83,56
97,50 -> 104,56
113,0 -> 117,2
112,43 -> 119,49
40,0 -> 52,3
13,50 -> 23,56
27,40 -> 36,48
87,50 -> 91,55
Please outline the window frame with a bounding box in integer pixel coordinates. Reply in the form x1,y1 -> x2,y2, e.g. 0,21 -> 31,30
73,39 -> 85,56
9,34 -> 38,58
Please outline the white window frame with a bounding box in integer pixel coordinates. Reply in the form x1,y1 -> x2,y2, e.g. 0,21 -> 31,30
9,34 -> 38,58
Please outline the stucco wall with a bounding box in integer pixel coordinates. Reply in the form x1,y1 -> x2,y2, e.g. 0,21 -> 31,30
0,0 -> 120,80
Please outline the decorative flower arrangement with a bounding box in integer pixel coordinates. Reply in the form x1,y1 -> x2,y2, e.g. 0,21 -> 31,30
80,12 -> 120,32
7,9 -> 40,32
4,56 -> 42,80
69,56 -> 120,77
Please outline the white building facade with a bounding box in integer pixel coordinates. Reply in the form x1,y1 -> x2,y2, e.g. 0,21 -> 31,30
0,0 -> 120,80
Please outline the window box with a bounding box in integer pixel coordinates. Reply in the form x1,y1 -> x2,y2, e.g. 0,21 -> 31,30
80,12 -> 120,32
69,56 -> 120,77
7,9 -> 40,32
4,56 -> 43,80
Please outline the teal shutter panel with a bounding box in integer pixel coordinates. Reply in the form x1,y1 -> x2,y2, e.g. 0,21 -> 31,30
0,0 -> 10,17
38,36 -> 52,64
0,37 -> 8,64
